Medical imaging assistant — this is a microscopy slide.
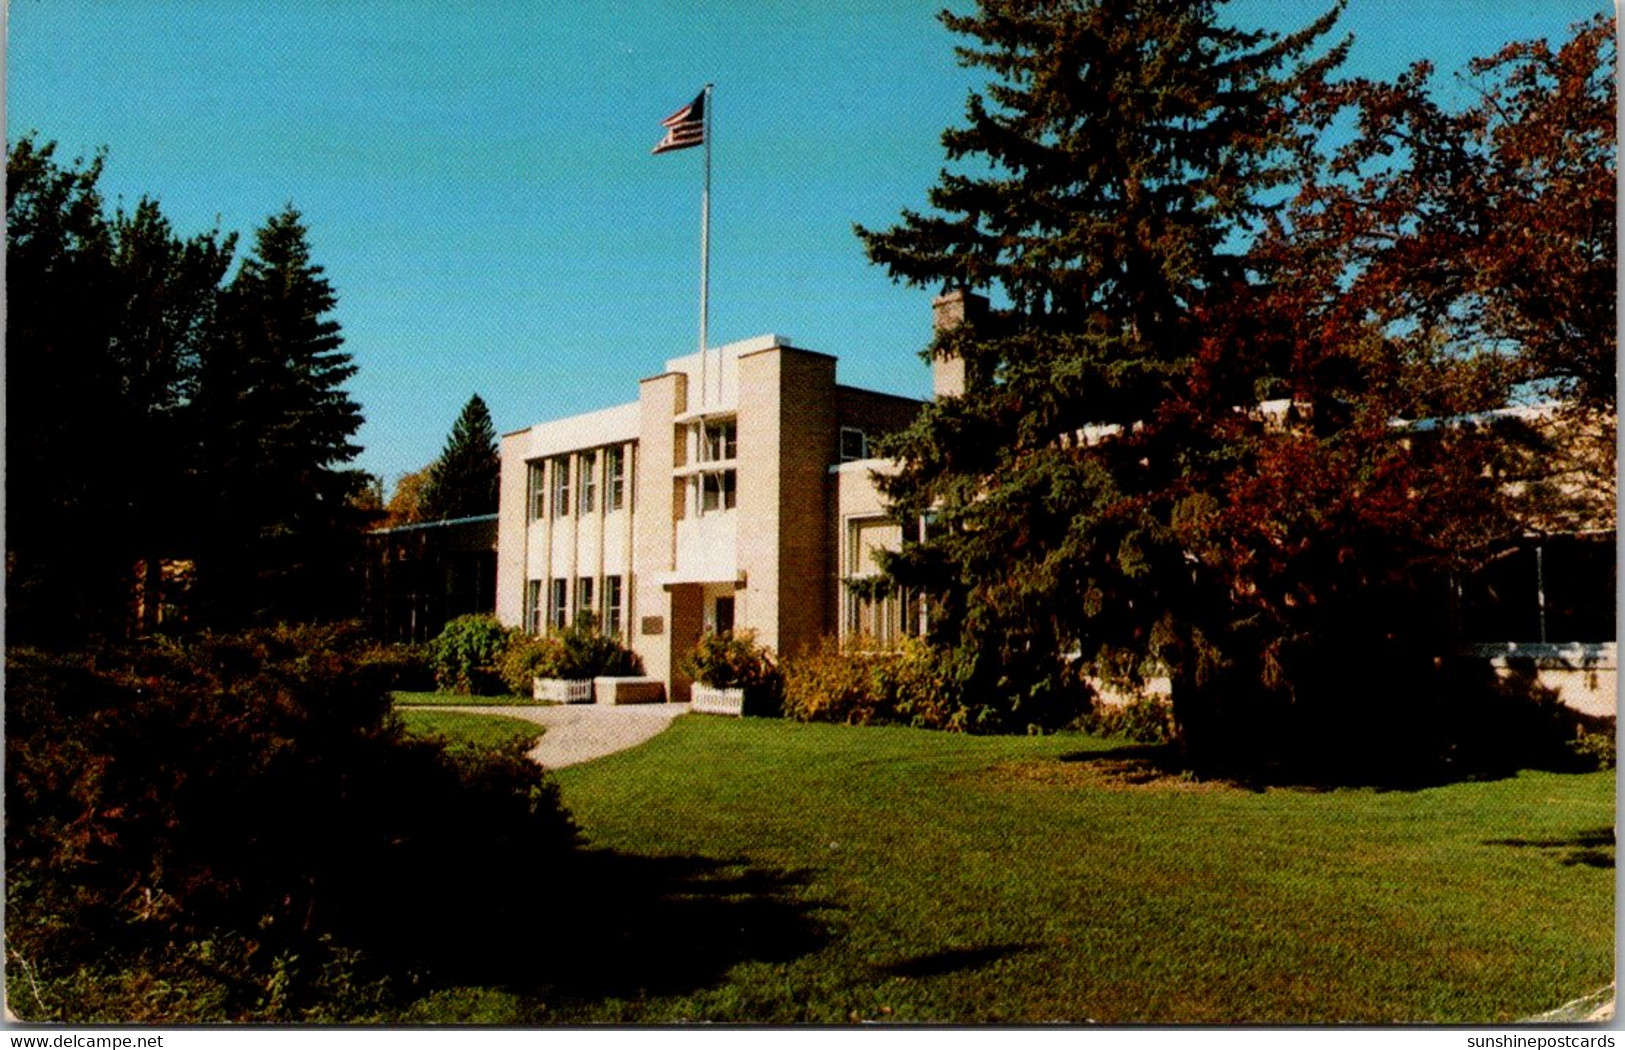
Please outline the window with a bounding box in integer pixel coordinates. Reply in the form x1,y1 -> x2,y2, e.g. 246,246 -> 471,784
604,575 -> 624,638
551,456 -> 570,517
843,516 -> 921,644
606,446 -> 627,511
700,419 -> 737,462
576,576 -> 594,628
1459,533 -> 1616,644
700,469 -> 736,512
580,450 -> 598,514
527,463 -> 547,520
549,578 -> 568,630
840,427 -> 868,462
844,583 -> 923,645
525,579 -> 544,634
848,517 -> 902,576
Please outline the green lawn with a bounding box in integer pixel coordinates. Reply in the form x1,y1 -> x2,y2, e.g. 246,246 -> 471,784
392,690 -> 546,707
405,717 -> 1614,1025
397,708 -> 544,751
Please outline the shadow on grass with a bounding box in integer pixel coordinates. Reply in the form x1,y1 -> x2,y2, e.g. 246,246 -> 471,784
1054,744 -> 1273,792
1053,742 -> 1557,793
365,848 -> 830,1005
1064,656 -> 1615,793
1483,827 -> 1615,869
879,943 -> 1037,979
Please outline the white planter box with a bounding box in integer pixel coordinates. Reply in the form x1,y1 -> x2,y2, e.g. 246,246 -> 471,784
690,684 -> 745,716
533,677 -> 594,704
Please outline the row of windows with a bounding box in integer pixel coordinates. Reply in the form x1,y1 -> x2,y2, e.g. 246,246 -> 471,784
525,573 -> 626,638
528,445 -> 629,521
690,418 -> 866,464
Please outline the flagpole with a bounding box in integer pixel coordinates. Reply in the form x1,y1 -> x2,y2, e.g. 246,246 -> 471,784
699,83 -> 713,396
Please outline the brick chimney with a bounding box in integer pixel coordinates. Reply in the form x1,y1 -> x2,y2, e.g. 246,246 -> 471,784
930,288 -> 986,400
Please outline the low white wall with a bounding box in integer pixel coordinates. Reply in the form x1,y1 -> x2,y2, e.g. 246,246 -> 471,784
1470,643 -> 1617,720
1088,645 -> 1618,721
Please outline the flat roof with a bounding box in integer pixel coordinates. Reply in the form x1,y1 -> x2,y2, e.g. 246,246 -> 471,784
502,400 -> 641,459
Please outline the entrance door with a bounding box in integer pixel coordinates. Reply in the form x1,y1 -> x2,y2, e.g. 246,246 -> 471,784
713,596 -> 735,635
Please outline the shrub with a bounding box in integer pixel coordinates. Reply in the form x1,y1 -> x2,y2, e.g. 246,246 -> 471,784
500,633 -> 567,695
552,613 -> 642,680
1081,694 -> 1176,745
5,626 -> 578,1022
355,639 -> 435,691
428,614 -> 513,694
499,615 -> 642,694
682,630 -> 782,712
782,635 -> 972,730
1568,725 -> 1616,771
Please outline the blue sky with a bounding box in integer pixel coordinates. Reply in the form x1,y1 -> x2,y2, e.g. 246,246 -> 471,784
7,0 -> 1609,489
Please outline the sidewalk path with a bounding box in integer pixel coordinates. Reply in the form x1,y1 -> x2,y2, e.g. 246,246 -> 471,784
407,702 -> 691,769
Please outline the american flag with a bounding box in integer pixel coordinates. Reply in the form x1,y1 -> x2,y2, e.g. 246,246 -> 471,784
652,90 -> 706,154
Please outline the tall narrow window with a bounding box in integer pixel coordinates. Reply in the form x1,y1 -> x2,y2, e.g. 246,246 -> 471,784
580,450 -> 598,514
528,462 -> 547,520
604,575 -> 624,638
551,456 -> 570,517
700,469 -> 737,512
576,577 -> 594,628
606,446 -> 626,511
700,419 -> 737,462
525,579 -> 544,634
550,578 -> 568,630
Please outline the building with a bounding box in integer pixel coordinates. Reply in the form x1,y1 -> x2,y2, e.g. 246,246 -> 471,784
496,292 -> 1614,715
495,331 -> 926,700
364,513 -> 499,643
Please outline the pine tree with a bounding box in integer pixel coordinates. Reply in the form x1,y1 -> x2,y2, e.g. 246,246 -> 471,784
6,138 -> 236,640
420,394 -> 500,522
111,198 -> 238,631
861,2 -> 1599,772
6,139 -> 124,640
856,0 -> 1379,748
193,205 -> 367,625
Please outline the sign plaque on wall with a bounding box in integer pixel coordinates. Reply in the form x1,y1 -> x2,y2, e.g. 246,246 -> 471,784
640,616 -> 665,636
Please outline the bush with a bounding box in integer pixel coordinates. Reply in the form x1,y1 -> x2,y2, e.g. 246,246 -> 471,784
682,629 -> 778,689
500,633 -> 567,695
5,625 -> 578,1021
428,614 -> 514,694
1081,694 -> 1176,745
355,639 -> 435,691
781,635 -> 972,730
681,630 -> 782,712
1568,724 -> 1616,771
499,615 -> 642,694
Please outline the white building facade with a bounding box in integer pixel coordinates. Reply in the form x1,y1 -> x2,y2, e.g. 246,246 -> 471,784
496,332 -> 926,701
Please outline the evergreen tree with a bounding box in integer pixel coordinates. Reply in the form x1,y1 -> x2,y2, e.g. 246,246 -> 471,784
6,139 -> 123,640
420,394 -> 500,522
110,199 -> 239,631
6,138 -> 235,640
193,206 -> 367,626
861,2 -> 1599,772
858,0 -> 1483,765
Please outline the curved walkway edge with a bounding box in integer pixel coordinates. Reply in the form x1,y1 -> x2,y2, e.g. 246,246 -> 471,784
402,702 -> 691,769
1519,984 -> 1615,1024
